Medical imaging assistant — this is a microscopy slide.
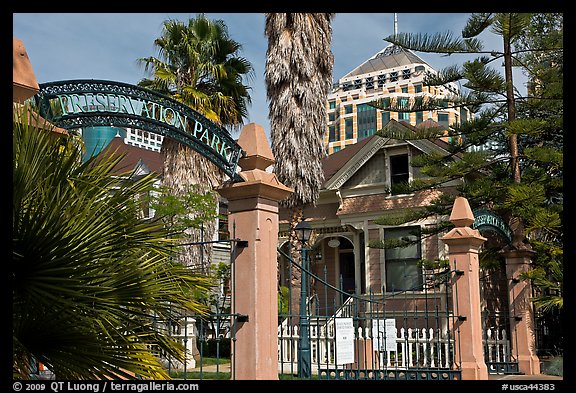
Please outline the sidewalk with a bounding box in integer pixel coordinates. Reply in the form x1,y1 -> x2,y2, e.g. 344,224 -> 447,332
488,373 -> 562,381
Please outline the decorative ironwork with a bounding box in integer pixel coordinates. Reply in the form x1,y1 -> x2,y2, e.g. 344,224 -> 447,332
34,79 -> 244,181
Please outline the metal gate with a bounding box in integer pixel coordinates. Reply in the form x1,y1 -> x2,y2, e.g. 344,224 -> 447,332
479,264 -> 520,375
157,224 -> 244,380
277,247 -> 462,380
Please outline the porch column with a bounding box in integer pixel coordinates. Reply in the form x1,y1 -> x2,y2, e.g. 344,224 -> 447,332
440,197 -> 488,380
502,249 -> 541,375
216,123 -> 292,380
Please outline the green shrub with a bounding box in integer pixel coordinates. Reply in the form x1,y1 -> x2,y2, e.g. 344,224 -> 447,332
543,356 -> 563,376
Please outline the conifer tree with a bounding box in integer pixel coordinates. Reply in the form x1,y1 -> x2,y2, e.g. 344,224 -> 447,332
369,13 -> 563,312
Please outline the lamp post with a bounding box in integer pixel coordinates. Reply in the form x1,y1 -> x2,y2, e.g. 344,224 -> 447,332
295,219 -> 313,379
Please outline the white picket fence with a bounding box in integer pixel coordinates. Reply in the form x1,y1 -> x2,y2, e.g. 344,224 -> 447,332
278,322 -> 512,373
484,327 -> 512,363
278,322 -> 454,372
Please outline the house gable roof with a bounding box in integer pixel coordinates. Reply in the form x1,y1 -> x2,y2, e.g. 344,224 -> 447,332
322,119 -> 451,191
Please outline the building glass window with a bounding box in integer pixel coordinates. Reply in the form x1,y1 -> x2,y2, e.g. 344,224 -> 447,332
357,103 -> 377,140
437,112 -> 449,128
398,97 -> 410,121
416,111 -> 423,124
401,87 -> 408,94
414,84 -> 422,93
354,79 -> 362,89
345,118 -> 354,139
345,105 -> 353,114
402,69 -> 411,79
378,74 -> 386,85
333,146 -> 341,153
329,112 -> 336,122
390,72 -> 398,82
384,226 -> 423,292
329,101 -> 336,109
328,125 -> 340,142
381,111 -> 390,126
460,107 -> 469,123
366,77 -> 374,89
390,154 -> 410,195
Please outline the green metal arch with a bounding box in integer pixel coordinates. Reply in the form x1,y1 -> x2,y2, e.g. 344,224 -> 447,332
472,209 -> 512,244
34,79 -> 244,181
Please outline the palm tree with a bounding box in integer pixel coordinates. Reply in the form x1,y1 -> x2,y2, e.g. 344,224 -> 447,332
265,13 -> 335,317
137,14 -> 253,274
12,104 -> 213,379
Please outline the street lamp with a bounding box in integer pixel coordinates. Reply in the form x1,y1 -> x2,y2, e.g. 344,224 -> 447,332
295,219 -> 312,379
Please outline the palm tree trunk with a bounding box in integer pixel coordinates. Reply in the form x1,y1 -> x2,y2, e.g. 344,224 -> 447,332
265,13 -> 335,325
161,138 -> 224,275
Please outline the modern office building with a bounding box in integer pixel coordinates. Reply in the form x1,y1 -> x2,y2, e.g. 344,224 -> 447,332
325,44 -> 473,154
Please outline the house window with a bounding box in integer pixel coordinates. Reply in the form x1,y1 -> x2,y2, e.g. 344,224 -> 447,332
218,201 -> 230,241
384,226 -> 423,292
389,154 -> 410,195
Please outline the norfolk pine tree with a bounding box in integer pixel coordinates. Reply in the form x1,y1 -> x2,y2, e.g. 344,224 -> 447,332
368,13 -> 563,313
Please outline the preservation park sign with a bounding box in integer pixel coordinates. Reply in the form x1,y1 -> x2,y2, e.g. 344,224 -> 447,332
34,80 -> 244,180
471,209 -> 513,244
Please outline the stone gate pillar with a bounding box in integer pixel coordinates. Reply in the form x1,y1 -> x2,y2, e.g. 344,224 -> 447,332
502,248 -> 541,375
440,197 -> 489,380
216,123 -> 292,380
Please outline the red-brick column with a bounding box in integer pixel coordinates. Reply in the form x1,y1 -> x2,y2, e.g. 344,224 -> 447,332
440,197 -> 489,380
217,123 -> 292,380
502,249 -> 541,375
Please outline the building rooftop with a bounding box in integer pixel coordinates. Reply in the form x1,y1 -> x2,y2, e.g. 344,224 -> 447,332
341,44 -> 431,80
99,135 -> 164,176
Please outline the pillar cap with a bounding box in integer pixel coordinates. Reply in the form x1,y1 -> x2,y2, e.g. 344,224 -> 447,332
237,123 -> 275,171
450,196 -> 475,228
13,37 -> 40,103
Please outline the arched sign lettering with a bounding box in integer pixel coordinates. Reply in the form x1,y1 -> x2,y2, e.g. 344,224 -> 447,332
471,209 -> 512,244
34,80 -> 244,180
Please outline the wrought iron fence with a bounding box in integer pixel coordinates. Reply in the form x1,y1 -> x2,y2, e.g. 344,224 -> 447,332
277,247 -> 462,380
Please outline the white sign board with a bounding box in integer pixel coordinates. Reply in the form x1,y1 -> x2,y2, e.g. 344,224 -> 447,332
372,319 -> 397,352
335,318 -> 355,364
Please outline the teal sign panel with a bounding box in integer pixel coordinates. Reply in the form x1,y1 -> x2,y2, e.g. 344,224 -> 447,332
472,209 -> 512,244
34,79 -> 244,180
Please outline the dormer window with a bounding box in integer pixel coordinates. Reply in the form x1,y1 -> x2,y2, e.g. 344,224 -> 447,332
390,154 -> 410,195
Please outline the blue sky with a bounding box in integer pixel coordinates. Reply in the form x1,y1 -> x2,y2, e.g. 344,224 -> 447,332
13,13 -> 524,140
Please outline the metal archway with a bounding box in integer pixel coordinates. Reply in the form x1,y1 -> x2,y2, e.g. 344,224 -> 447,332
34,79 -> 244,181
